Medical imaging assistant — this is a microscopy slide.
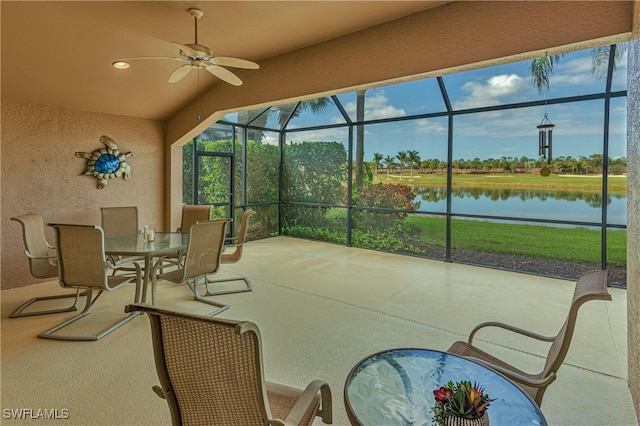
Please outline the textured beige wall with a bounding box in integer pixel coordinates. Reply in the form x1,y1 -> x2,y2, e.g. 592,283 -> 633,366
1,100 -> 165,290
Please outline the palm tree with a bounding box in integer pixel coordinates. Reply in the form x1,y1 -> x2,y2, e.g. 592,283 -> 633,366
530,54 -> 565,94
396,151 -> 408,180
372,153 -> 383,180
407,150 -> 420,181
235,98 -> 332,144
277,98 -> 333,129
579,155 -> 591,174
566,156 -> 579,174
530,43 -> 626,94
452,159 -> 461,173
591,44 -> 626,79
355,90 -> 367,189
383,155 -> 395,180
237,107 -> 270,142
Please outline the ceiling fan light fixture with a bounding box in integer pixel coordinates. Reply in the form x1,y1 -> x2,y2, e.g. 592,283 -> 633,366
112,61 -> 130,70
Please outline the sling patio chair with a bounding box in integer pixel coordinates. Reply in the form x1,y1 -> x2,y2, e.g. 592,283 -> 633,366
9,213 -> 88,318
203,209 -> 256,296
447,270 -> 611,406
125,303 -> 333,426
101,206 -> 139,237
159,205 -> 213,271
39,224 -> 142,341
149,220 -> 231,317
101,205 -> 147,276
178,205 -> 212,232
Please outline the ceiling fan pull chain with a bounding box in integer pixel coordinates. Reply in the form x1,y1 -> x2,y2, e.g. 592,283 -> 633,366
196,70 -> 201,121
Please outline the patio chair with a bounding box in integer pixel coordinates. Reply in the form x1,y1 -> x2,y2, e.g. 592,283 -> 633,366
101,206 -> 146,276
9,213 -> 88,318
39,224 -> 142,341
125,303 -> 333,426
101,206 -> 138,237
447,270 -> 611,406
158,205 -> 214,272
149,220 -> 231,317
177,205 -> 212,232
203,209 -> 256,296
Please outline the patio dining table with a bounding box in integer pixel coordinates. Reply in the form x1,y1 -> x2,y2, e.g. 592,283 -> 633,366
104,232 -> 188,303
344,348 -> 547,426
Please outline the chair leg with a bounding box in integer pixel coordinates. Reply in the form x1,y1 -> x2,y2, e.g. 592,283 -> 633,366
186,278 -> 230,317
38,289 -> 141,341
9,288 -> 89,318
203,275 -> 253,296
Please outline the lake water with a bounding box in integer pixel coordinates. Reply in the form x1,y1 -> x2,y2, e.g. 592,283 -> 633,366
412,186 -> 627,225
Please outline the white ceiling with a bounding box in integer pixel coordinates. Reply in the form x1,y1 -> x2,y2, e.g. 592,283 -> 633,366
1,1 -> 448,121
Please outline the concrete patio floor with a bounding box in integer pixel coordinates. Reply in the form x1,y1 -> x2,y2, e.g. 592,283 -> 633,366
1,236 -> 636,425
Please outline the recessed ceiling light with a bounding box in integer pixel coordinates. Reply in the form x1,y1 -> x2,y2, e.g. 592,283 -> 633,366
112,61 -> 130,70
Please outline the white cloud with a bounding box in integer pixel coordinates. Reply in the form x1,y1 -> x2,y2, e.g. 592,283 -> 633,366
551,56 -> 595,86
341,91 -> 407,121
261,133 -> 279,146
415,118 -> 447,134
453,73 -> 529,109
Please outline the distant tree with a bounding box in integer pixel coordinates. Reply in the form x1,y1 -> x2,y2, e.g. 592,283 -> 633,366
589,153 -> 604,174
407,150 -> 420,180
470,157 -> 482,172
396,151 -> 408,180
565,156 -> 579,174
355,90 -> 367,189
579,155 -> 591,174
438,160 -> 447,173
383,155 -> 395,180
372,152 -> 383,178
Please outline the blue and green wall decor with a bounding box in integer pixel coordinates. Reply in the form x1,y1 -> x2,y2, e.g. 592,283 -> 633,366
75,135 -> 133,189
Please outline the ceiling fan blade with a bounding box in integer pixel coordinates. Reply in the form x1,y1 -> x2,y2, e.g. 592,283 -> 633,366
118,56 -> 188,62
211,57 -> 260,70
168,65 -> 193,83
205,65 -> 243,86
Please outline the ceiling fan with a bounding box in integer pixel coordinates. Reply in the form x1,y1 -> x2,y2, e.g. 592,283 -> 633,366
113,8 -> 259,86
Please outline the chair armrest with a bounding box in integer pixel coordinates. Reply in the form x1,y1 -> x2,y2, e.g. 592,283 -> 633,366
107,257 -> 142,280
465,356 -> 557,388
24,250 -> 56,261
151,385 -> 166,400
224,236 -> 239,246
468,321 -> 555,345
279,380 -> 332,426
154,250 -> 186,270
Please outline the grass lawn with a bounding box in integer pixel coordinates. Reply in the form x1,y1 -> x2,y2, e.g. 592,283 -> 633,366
405,215 -> 627,266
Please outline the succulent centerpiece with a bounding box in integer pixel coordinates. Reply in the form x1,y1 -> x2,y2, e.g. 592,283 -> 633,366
433,380 -> 493,426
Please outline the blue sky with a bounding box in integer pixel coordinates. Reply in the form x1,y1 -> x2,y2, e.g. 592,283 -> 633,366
280,46 -> 628,162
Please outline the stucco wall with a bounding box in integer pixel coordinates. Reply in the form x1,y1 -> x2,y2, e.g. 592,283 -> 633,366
0,100 -> 165,290
628,37 -> 640,419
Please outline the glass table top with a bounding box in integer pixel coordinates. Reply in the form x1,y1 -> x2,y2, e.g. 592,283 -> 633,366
104,232 -> 188,256
344,348 -> 546,426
